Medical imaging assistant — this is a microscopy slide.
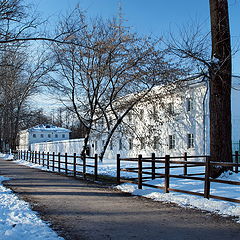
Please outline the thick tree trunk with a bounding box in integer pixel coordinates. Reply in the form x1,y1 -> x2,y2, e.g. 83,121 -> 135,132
209,0 -> 232,177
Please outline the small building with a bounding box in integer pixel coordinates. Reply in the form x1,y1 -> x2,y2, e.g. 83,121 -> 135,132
18,124 -> 71,150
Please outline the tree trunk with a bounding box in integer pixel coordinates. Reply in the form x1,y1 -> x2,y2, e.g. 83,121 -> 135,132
209,0 -> 232,177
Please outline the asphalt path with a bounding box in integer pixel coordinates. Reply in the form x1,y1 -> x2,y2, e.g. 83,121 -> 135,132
0,158 -> 239,240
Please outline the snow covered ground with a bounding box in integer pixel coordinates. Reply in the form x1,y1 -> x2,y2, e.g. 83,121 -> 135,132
9,155 -> 240,224
0,174 -> 63,240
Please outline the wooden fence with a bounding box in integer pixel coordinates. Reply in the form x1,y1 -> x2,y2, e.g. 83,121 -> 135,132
12,150 -> 240,203
117,152 -> 240,203
15,150 -> 98,181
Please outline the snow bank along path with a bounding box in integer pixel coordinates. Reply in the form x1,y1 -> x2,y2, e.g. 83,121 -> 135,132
0,176 -> 63,240
0,158 -> 240,240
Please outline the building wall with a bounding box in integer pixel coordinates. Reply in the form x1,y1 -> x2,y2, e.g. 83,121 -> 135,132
89,83 -> 209,159
31,138 -> 84,155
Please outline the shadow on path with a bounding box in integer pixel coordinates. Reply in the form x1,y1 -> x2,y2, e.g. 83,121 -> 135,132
0,158 -> 239,240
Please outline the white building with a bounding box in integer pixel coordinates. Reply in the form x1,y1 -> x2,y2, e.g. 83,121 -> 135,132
18,124 -> 71,150
89,81 -> 210,159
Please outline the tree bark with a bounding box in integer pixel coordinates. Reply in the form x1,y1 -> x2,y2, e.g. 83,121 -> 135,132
209,0 -> 232,177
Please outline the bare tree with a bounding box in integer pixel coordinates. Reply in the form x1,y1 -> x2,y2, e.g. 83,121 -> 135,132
50,8 -> 182,160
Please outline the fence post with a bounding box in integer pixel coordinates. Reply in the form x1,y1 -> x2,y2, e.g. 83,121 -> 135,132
164,155 -> 170,193
23,150 -> 25,160
35,151 -> 37,164
38,151 -> 41,165
184,152 -> 187,176
138,154 -> 142,189
47,152 -> 50,169
21,150 -> 22,159
32,151 -> 35,163
26,151 -> 28,161
82,153 -> 86,180
204,156 -> 211,199
52,152 -> 55,172
152,153 -> 156,180
94,154 -> 98,181
73,153 -> 76,177
65,153 -> 68,175
117,154 -> 121,184
58,153 -> 61,173
42,152 -> 45,166
235,151 -> 239,173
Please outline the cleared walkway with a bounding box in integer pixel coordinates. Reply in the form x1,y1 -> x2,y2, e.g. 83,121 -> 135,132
0,158 -> 239,240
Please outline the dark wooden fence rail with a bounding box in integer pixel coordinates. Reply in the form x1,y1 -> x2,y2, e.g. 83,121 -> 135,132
117,152 -> 240,204
15,150 -> 98,181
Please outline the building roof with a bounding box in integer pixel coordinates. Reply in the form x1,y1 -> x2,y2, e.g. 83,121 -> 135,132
27,124 -> 71,133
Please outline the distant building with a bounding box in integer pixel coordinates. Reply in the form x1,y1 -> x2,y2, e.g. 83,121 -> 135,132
18,124 -> 71,150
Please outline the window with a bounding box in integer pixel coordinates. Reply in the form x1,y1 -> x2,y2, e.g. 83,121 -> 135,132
40,134 -> 44,138
129,138 -> 133,150
62,134 -> 65,138
139,109 -> 144,120
186,98 -> 193,112
48,134 -> 51,138
55,134 -> 58,138
140,137 -> 145,150
152,105 -> 157,119
187,134 -> 194,148
153,136 -> 159,150
169,135 -> 175,150
119,138 -> 122,150
168,102 -> 174,115
33,134 -> 36,138
110,140 -> 113,150
100,118 -> 104,127
128,112 -> 133,123
95,141 -> 98,150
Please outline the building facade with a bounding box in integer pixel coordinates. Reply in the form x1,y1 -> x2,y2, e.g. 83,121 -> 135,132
18,124 -> 71,150
89,82 -> 210,159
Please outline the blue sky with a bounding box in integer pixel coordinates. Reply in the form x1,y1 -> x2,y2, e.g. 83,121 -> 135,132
32,0 -> 240,74
29,0 -> 240,116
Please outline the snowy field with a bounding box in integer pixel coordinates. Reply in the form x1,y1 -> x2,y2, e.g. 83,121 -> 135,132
0,154 -> 63,240
6,153 -> 240,224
